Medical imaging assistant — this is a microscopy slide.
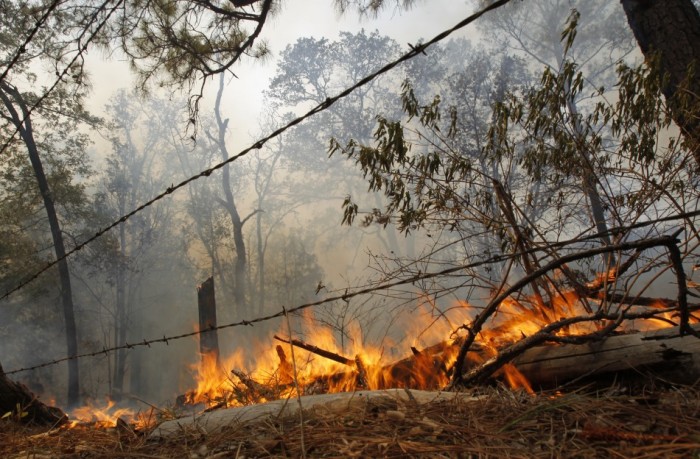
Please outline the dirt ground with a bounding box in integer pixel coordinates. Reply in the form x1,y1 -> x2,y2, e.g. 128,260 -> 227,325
2,385 -> 700,458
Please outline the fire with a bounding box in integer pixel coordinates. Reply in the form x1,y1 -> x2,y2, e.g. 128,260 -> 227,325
502,364 -> 533,394
183,305 -> 484,409
181,349 -> 245,406
67,398 -> 153,430
181,267 -> 694,408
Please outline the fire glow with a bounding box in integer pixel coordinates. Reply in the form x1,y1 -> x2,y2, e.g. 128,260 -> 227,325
53,267 -> 696,429
182,277 -> 693,410
67,399 -> 152,430
52,265 -> 693,428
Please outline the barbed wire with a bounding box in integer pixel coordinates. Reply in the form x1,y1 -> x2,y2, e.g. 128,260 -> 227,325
3,0 -> 698,375
1,0 -> 514,301
5,211 -> 698,376
0,0 -> 64,85
0,0 -> 124,156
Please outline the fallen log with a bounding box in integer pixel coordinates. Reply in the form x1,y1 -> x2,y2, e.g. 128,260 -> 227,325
278,323 -> 700,390
0,362 -> 66,426
511,323 -> 700,387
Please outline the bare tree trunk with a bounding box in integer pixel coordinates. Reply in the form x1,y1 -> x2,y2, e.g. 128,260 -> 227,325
621,0 -> 700,166
0,82 -> 80,407
256,209 -> 266,314
213,73 -> 248,307
559,64 -> 613,250
112,222 -> 127,401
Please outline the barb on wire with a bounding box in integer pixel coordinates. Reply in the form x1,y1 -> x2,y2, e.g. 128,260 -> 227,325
1,0 -> 514,301
0,0 -> 64,85
0,0 -> 124,157
4,218 -> 697,376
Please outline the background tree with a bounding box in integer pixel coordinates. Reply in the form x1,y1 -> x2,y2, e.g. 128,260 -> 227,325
621,0 -> 700,166
332,5 -> 699,362
207,74 -> 257,308
266,30 -> 411,259
92,89 -> 182,400
476,1 -> 637,249
0,84 -> 96,407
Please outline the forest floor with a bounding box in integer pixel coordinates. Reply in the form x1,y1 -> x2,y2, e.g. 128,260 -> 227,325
2,385 -> 699,458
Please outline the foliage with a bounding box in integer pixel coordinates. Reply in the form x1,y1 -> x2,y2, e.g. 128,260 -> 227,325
331,10 -> 698,311
116,0 -> 275,91
334,0 -> 418,15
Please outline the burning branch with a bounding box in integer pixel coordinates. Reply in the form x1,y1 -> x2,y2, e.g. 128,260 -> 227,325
451,234 -> 693,387
273,335 -> 355,367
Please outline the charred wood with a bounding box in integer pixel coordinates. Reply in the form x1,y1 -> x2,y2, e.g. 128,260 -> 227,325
0,362 -> 66,426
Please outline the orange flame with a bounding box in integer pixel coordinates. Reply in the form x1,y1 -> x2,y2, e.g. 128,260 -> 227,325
68,398 -> 148,429
183,267 -> 694,407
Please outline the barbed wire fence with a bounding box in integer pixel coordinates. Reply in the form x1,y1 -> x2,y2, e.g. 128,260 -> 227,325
5,210 -> 699,376
1,0 -> 697,381
1,0 -> 516,377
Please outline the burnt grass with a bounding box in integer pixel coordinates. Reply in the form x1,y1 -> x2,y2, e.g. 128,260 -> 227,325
2,385 -> 700,458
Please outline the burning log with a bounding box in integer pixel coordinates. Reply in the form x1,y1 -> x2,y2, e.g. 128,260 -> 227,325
0,362 -> 66,426
451,234 -> 695,385
510,323 -> 700,387
273,334 -> 464,391
179,289 -> 699,414
273,335 -> 372,388
272,321 -> 700,392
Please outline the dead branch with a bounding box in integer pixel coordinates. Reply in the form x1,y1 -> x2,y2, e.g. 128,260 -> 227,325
493,179 -> 552,310
459,314 -> 611,386
273,335 -> 355,367
231,369 -> 268,394
451,234 -> 690,386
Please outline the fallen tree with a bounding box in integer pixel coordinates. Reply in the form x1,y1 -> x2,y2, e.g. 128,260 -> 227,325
0,362 -> 66,426
511,323 -> 700,387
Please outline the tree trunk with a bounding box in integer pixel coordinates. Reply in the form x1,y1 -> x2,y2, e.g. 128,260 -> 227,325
621,0 -> 700,166
112,221 -> 128,401
214,73 -> 248,307
0,82 -> 80,408
256,208 -> 266,315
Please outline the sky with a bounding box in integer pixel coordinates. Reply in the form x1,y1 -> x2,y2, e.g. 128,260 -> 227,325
86,0 -> 480,152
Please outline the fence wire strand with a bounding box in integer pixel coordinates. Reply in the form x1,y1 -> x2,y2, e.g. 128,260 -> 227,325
1,0 -> 514,301
5,210 -> 699,376
3,0 -> 697,377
